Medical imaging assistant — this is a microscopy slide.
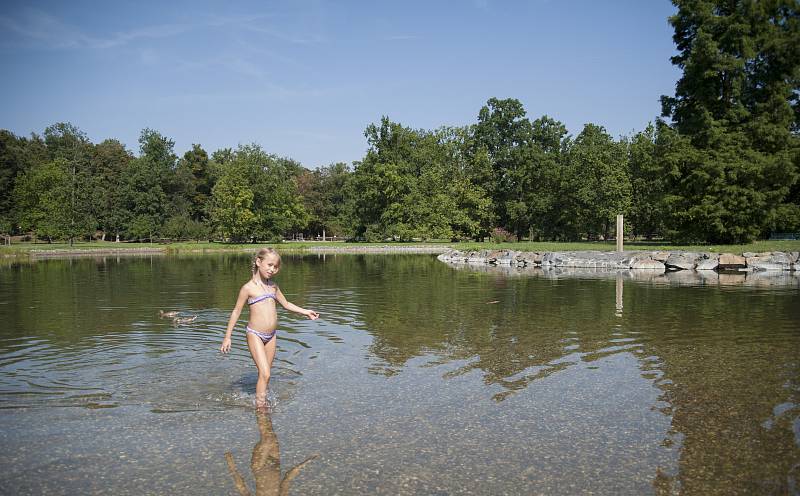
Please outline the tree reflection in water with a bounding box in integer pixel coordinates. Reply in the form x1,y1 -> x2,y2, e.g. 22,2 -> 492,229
225,412 -> 318,496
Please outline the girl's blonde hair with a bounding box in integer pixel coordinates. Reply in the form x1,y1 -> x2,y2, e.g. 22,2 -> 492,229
252,247 -> 281,274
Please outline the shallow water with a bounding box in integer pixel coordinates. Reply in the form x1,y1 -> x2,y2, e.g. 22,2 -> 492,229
0,254 -> 798,495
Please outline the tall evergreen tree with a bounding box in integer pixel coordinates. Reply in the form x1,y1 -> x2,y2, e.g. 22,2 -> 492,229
661,0 -> 800,242
177,144 -> 214,222
627,123 -> 667,239
90,139 -> 133,241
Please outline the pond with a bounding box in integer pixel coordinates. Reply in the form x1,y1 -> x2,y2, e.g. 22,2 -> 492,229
0,254 -> 798,495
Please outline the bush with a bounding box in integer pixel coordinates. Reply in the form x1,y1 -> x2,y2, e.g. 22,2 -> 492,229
490,227 -> 517,243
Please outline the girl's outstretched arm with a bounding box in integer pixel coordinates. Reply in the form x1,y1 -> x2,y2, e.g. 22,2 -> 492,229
275,287 -> 319,320
221,286 -> 249,353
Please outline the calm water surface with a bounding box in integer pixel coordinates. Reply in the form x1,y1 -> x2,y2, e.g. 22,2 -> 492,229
0,254 -> 798,495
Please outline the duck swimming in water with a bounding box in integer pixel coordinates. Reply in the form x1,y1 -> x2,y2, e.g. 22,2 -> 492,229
173,315 -> 197,325
159,310 -> 179,318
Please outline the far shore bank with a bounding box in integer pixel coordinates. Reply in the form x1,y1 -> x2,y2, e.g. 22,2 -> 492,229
1,243 -> 451,260
2,239 -> 799,261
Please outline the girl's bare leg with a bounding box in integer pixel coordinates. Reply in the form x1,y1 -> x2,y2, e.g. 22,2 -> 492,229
247,333 -> 277,408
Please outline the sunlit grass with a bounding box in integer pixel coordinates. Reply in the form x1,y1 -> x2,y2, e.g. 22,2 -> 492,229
2,238 -> 798,257
451,239 -> 800,253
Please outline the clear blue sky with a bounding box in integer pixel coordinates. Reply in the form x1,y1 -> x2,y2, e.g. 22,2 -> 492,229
1,0 -> 680,168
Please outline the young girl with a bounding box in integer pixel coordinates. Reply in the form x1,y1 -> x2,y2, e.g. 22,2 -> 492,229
220,248 -> 319,408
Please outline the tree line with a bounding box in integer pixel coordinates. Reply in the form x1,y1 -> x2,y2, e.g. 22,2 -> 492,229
1,0 -> 798,245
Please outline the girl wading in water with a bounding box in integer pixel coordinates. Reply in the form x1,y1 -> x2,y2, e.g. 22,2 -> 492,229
221,248 -> 319,409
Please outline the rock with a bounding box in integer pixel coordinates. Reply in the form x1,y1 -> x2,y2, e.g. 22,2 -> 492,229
630,259 -> 666,270
466,256 -> 488,264
440,249 -> 796,273
718,253 -> 746,269
747,252 -> 792,271
664,252 -> 703,271
500,250 -> 521,264
518,252 -> 543,265
437,250 -> 463,262
485,250 -> 502,264
544,251 -> 635,269
652,251 -> 671,262
541,252 -> 562,266
695,256 -> 719,271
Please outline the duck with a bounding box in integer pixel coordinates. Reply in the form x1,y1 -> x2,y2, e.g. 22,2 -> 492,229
173,315 -> 198,325
159,310 -> 180,318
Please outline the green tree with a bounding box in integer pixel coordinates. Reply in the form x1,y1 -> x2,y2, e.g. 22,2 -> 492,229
352,118 -> 492,241
42,123 -> 97,244
12,159 -> 94,242
0,130 -> 35,235
565,124 -> 631,240
472,98 -> 533,235
298,162 -> 353,239
118,129 -> 176,240
90,139 -> 133,241
661,0 -> 800,242
627,123 -> 667,239
177,144 -> 214,221
209,144 -> 308,242
208,161 -> 257,242
514,116 -> 570,241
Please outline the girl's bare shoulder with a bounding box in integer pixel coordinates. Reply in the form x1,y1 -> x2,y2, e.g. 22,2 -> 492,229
240,280 -> 259,296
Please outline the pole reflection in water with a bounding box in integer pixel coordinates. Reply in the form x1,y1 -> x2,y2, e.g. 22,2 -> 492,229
225,412 -> 318,496
615,273 -> 624,317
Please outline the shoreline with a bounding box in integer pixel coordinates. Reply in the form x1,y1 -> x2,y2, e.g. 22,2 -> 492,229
2,242 -> 799,263
3,244 -> 451,260
438,248 -> 799,272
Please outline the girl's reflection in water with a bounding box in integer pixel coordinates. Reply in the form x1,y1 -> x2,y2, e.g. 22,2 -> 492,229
225,412 -> 319,496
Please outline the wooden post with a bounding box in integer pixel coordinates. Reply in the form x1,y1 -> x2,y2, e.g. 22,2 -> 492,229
616,214 -> 623,252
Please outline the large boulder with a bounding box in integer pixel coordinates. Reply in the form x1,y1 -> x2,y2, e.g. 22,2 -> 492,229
630,254 -> 666,270
652,251 -> 671,262
664,252 -> 703,271
747,252 -> 792,271
695,254 -> 720,271
495,250 -> 520,265
437,250 -> 463,262
517,252 -> 543,265
718,253 -> 746,270
544,251 -> 636,269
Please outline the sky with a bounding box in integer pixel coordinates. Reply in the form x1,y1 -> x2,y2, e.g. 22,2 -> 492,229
0,0 -> 681,168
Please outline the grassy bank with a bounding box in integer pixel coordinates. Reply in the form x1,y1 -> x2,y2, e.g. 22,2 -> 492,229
2,239 -> 798,259
452,239 -> 800,254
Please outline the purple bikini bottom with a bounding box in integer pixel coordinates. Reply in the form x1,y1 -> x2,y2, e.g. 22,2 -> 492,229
246,326 -> 276,344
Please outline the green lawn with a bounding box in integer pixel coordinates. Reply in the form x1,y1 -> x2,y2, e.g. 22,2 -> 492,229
451,239 -> 800,253
2,238 -> 798,256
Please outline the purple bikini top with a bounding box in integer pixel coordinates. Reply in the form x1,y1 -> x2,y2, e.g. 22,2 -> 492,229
248,282 -> 277,305
247,293 -> 276,305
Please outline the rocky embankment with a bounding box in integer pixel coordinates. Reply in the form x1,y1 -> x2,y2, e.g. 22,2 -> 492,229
438,249 -> 799,272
